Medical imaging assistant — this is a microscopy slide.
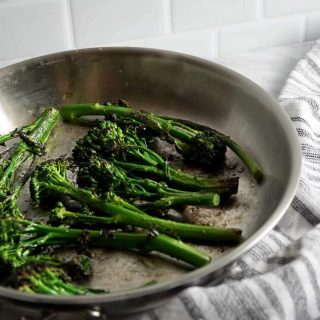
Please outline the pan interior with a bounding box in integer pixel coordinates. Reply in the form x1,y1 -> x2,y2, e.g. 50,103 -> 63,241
0,48 -> 296,296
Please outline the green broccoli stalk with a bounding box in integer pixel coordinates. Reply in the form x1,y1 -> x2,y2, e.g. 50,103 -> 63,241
1,217 -> 210,268
30,160 -> 242,245
61,102 -> 263,181
0,108 -> 60,218
73,121 -> 239,195
77,156 -> 220,210
0,109 -> 58,147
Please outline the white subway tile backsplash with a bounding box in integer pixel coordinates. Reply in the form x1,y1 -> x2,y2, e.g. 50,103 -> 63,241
306,11 -> 320,41
70,0 -> 166,47
109,30 -> 215,61
218,16 -> 304,58
171,0 -> 258,32
0,0 -> 70,61
0,0 -> 318,65
264,0 -> 320,18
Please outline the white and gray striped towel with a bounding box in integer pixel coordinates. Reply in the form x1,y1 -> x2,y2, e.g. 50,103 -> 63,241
132,42 -> 320,320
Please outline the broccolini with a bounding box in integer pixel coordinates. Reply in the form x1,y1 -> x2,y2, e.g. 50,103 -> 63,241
61,102 -> 263,181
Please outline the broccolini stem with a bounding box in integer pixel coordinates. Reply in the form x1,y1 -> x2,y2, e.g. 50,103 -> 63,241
62,103 -> 195,144
0,151 -> 30,193
28,276 -> 58,295
77,159 -> 221,207
114,160 -> 239,195
43,269 -> 86,295
0,109 -> 60,217
0,132 -> 15,146
22,220 -> 211,268
51,206 -> 118,225
61,103 -> 192,140
0,113 -> 44,146
40,181 -> 241,244
27,108 -> 61,147
126,145 -> 165,167
219,136 -> 264,182
161,120 -> 195,142
93,232 -> 211,268
132,178 -> 187,196
0,108 -> 59,151
61,103 -> 133,122
118,177 -> 221,208
140,192 -> 220,211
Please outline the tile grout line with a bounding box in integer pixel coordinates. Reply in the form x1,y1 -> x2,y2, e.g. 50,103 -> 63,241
256,0 -> 264,20
63,0 -> 76,49
214,28 -> 221,59
212,29 -> 219,60
261,9 -> 320,22
164,0 -> 172,34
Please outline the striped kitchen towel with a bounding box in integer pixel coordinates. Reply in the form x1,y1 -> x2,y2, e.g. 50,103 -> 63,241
132,42 -> 320,320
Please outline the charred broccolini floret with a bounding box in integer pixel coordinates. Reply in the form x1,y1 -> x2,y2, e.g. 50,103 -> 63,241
73,121 -> 239,196
30,159 -> 241,245
61,102 -> 263,181
0,218 -> 92,273
16,263 -> 103,295
77,156 -> 220,210
0,217 -> 100,295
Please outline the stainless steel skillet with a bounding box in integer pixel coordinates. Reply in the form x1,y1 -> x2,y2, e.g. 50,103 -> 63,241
0,48 -> 300,318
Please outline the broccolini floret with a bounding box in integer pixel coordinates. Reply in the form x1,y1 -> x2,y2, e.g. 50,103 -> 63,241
73,121 -> 239,195
77,156 -> 220,210
0,217 -> 101,295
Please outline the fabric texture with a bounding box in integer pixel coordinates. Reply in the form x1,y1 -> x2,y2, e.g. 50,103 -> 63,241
130,42 -> 320,320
